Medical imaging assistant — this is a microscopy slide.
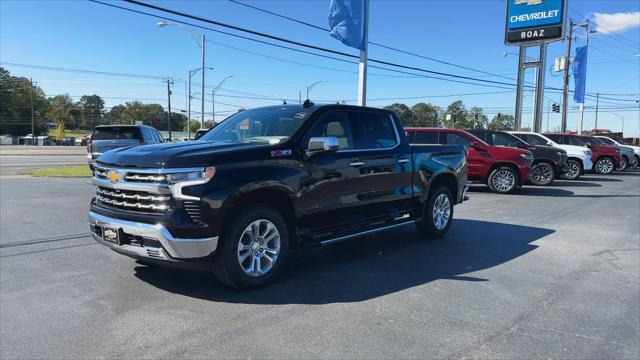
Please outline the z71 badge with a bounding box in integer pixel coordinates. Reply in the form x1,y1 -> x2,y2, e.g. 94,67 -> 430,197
270,150 -> 292,157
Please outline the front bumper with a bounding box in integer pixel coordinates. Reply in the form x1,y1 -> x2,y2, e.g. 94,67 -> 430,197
89,211 -> 218,262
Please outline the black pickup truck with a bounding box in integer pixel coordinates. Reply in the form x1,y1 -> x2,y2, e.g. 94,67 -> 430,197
89,104 -> 468,288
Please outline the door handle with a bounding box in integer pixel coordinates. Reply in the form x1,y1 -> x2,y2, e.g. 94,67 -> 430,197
349,161 -> 365,167
397,159 -> 410,164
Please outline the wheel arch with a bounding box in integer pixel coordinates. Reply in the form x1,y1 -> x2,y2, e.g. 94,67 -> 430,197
221,186 -> 299,249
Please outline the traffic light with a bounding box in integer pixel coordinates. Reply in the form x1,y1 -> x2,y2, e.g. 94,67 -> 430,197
552,103 -> 560,113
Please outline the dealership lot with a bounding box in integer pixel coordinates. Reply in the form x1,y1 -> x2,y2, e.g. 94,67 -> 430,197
1,168 -> 639,358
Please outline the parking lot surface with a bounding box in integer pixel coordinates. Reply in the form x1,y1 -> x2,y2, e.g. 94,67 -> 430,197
1,171 -> 639,358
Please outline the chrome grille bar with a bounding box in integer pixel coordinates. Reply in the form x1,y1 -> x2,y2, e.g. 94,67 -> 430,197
96,188 -> 170,201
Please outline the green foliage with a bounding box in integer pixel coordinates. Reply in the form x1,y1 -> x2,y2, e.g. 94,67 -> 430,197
410,103 -> 442,127
0,67 -> 48,136
383,103 -> 413,126
467,107 -> 489,130
443,101 -> 471,129
488,114 -> 515,130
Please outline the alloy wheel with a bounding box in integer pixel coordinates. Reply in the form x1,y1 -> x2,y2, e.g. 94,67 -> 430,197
616,157 -> 628,171
562,161 -> 580,180
237,219 -> 281,277
532,164 -> 552,185
491,169 -> 516,192
432,193 -> 451,230
596,158 -> 614,174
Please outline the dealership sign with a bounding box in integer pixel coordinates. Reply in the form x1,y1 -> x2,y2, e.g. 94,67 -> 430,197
505,0 -> 566,44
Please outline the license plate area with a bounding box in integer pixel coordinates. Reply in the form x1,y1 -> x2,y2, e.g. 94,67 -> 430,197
102,226 -> 120,245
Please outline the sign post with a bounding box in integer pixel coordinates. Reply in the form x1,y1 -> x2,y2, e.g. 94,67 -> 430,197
506,0 -> 566,132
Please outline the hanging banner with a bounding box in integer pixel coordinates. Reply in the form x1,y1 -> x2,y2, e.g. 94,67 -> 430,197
505,0 -> 566,44
572,45 -> 588,103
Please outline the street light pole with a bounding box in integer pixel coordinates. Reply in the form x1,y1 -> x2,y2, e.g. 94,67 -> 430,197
200,34 -> 205,129
212,75 -> 233,124
561,19 -> 575,133
29,77 -> 35,145
306,81 -> 325,100
166,78 -> 173,141
578,23 -> 595,134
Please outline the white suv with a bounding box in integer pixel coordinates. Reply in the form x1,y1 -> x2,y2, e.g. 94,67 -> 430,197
509,131 -> 593,180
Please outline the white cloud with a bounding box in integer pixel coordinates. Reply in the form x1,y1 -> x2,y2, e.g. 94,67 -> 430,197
592,12 -> 640,34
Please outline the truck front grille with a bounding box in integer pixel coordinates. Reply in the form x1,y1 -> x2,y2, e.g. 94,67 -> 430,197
96,186 -> 171,214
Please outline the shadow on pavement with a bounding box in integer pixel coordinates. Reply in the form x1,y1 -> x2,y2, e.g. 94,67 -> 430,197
470,186 -> 575,197
133,219 -> 551,304
578,176 -> 622,182
551,180 -> 602,188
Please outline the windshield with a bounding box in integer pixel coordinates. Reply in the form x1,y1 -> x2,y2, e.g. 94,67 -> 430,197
579,136 -> 602,146
92,127 -> 142,140
491,132 -> 528,147
200,107 -> 309,145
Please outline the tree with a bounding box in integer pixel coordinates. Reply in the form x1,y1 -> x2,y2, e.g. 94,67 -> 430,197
0,67 -> 48,136
488,114 -> 515,130
48,94 -> 76,129
78,95 -> 104,130
383,103 -> 413,126
410,102 -> 442,127
467,107 -> 488,129
443,101 -> 469,129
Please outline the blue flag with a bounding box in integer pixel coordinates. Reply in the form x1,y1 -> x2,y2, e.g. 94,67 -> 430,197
572,45 -> 588,104
328,0 -> 366,50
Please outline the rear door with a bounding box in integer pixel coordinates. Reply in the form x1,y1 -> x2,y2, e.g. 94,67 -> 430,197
442,131 -> 490,181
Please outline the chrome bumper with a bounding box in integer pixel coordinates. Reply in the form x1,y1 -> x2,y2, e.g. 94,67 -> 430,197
89,211 -> 218,262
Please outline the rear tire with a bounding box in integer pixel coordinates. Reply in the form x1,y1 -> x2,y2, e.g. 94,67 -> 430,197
634,155 -> 640,169
487,166 -> 519,194
530,162 -> 555,186
212,205 -> 289,289
616,156 -> 628,171
595,157 -> 614,174
415,186 -> 454,239
560,159 -> 582,180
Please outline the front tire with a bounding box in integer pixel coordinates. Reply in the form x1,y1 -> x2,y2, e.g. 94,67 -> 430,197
595,157 -> 614,174
560,159 -> 582,180
530,162 -> 555,186
212,205 -> 289,289
415,186 -> 454,239
487,166 -> 519,193
616,156 -> 628,171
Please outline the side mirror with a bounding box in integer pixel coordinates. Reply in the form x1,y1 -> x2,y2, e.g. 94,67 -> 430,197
307,136 -> 339,156
470,141 -> 483,151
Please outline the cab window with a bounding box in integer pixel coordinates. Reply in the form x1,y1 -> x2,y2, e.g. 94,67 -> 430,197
491,133 -> 522,147
351,112 -> 398,150
413,131 -> 438,144
444,132 -> 472,148
305,111 -> 353,150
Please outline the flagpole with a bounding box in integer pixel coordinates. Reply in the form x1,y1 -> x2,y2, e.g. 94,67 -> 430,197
357,0 -> 369,107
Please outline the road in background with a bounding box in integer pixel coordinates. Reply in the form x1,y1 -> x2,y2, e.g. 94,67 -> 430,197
1,173 -> 639,358
0,146 -> 87,175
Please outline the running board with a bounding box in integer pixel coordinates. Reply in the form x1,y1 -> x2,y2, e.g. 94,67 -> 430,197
320,220 -> 415,246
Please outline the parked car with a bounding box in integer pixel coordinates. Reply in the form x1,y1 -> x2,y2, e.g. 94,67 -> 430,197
467,129 -> 567,186
509,131 -> 593,180
88,104 -> 468,289
87,125 -> 165,166
406,128 -> 532,194
593,136 -> 638,170
544,134 -> 621,175
615,138 -> 640,167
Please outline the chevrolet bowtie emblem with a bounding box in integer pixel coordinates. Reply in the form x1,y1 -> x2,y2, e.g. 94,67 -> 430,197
106,170 -> 123,183
514,0 -> 543,5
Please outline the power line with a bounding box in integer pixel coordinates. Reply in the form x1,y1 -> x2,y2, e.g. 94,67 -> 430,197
227,0 -> 516,82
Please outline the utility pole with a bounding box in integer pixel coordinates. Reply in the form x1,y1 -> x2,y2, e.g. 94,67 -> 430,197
211,75 -> 232,126
200,33 -> 206,128
594,93 -> 599,130
29,78 -> 35,145
187,71 -> 192,139
166,78 -> 172,141
561,19 -> 574,133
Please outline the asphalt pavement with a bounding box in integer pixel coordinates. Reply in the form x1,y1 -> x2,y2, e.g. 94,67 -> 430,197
0,170 -> 639,358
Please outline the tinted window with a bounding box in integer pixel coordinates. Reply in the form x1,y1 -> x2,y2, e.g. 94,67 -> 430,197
306,111 -> 353,150
566,136 -> 584,146
92,127 -> 142,140
545,134 -> 562,143
525,134 -> 547,146
413,131 -> 438,144
445,132 -> 472,148
597,137 -> 615,145
352,112 -> 397,149
492,132 -> 524,147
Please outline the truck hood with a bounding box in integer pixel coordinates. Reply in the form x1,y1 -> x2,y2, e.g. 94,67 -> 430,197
554,144 -> 589,156
96,140 -> 262,168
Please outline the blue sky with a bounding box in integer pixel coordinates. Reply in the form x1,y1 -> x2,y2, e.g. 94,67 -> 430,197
1,0 -> 639,136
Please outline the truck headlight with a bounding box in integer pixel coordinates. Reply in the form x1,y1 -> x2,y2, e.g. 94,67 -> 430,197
166,167 -> 216,184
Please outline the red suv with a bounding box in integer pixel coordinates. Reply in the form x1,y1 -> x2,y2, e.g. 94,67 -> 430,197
544,134 -> 621,175
406,128 -> 533,194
